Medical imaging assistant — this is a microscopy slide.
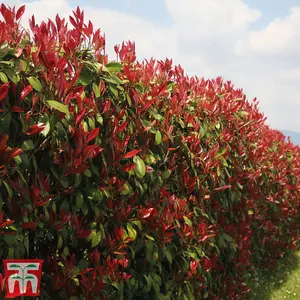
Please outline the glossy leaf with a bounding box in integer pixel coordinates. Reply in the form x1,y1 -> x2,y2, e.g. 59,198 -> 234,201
47,100 -> 70,115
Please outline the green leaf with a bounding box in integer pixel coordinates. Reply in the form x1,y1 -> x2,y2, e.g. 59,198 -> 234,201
145,233 -> 155,241
93,83 -> 100,98
91,231 -> 102,248
72,278 -> 80,286
0,71 -> 8,83
27,76 -> 42,92
63,246 -> 70,257
87,188 -> 103,202
162,169 -> 171,180
102,74 -> 124,85
78,68 -> 94,85
19,58 -> 29,73
57,235 -> 63,249
237,110 -> 249,117
84,169 -> 92,177
3,67 -> 20,84
75,192 -> 84,209
86,230 -> 95,242
131,220 -> 142,230
183,216 -> 192,227
21,140 -> 34,151
165,249 -> 172,264
127,223 -> 137,241
155,130 -> 162,145
143,275 -> 152,293
77,259 -> 89,271
133,156 -> 146,179
200,126 -> 205,138
3,181 -> 13,199
96,114 -> 103,125
47,100 -> 70,115
0,111 -> 11,133
84,61 -> 108,73
106,62 -> 123,73
42,122 -> 51,137
120,181 -> 133,195
4,235 -> 17,247
223,233 -> 234,242
215,148 -> 227,160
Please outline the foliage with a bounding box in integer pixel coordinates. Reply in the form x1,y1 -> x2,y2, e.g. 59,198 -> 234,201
0,4 -> 300,299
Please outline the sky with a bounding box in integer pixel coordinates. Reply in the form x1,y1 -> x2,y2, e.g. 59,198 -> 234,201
3,0 -> 300,132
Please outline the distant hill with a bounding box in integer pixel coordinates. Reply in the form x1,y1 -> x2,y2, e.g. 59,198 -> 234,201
282,130 -> 300,145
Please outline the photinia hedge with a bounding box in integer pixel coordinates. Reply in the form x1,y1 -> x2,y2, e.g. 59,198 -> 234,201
0,4 -> 300,300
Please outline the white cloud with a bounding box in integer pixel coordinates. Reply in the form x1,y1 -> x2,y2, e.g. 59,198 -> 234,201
165,0 -> 261,39
2,0 -> 300,131
236,7 -> 300,56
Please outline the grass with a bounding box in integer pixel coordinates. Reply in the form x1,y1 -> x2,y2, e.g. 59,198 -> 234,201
247,250 -> 300,299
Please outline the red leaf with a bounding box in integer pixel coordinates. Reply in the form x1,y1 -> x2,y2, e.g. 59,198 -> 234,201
21,222 -> 37,229
213,185 -> 231,192
69,16 -> 77,28
0,135 -> 8,151
20,85 -> 33,100
141,98 -> 155,112
87,128 -> 99,143
75,106 -> 86,126
9,148 -> 22,159
141,208 -> 154,219
35,195 -> 53,207
0,273 -> 4,291
77,230 -> 92,238
201,234 -> 216,242
117,121 -> 128,134
83,145 -> 103,160
25,123 -> 46,135
1,218 -> 14,228
10,106 -> 24,113
103,100 -> 111,113
124,149 -> 140,159
123,163 -> 136,172
2,8 -> 14,27
108,177 -> 117,184
0,83 -> 9,101
16,5 -> 25,20
83,20 -> 93,37
88,20 -> 93,35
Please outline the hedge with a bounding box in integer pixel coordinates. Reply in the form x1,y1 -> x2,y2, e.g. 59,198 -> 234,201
0,4 -> 300,299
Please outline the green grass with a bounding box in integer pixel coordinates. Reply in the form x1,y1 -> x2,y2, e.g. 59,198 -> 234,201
247,250 -> 300,299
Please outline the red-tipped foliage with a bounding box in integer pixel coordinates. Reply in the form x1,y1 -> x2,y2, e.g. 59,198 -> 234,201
0,4 -> 300,300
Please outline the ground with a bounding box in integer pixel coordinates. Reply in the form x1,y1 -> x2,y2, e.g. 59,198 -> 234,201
247,250 -> 300,299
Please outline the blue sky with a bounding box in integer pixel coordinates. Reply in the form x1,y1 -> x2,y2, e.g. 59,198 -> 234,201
3,0 -> 300,132
20,0 -> 300,27
68,0 -> 300,28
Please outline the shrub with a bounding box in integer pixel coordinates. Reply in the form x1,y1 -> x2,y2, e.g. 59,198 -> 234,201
0,4 -> 300,299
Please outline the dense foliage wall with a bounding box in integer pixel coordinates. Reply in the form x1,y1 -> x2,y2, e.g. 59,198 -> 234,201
0,4 -> 300,299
